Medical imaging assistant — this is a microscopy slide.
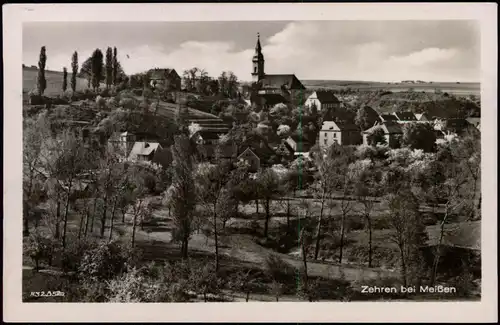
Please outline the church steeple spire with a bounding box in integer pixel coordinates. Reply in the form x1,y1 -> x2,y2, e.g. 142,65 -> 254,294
255,32 -> 262,52
252,32 -> 265,82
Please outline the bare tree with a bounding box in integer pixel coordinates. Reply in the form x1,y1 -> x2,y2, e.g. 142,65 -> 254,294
429,144 -> 471,286
255,168 -> 283,239
195,147 -> 233,271
385,190 -> 425,287
350,160 -> 380,267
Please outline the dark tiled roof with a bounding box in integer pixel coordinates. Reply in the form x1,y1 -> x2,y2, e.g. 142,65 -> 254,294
315,90 -> 340,103
364,121 -> 402,135
261,74 -> 306,90
383,121 -> 403,134
257,93 -> 289,106
289,134 -> 311,144
335,121 -> 360,131
445,118 -> 471,130
395,112 -> 417,121
149,68 -> 178,80
197,130 -> 226,140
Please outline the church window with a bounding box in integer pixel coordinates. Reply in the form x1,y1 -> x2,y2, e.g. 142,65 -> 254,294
254,67 -> 257,73
333,133 -> 337,138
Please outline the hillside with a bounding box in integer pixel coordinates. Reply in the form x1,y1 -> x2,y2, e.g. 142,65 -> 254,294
23,66 -> 91,97
358,91 -> 481,118
302,79 -> 480,96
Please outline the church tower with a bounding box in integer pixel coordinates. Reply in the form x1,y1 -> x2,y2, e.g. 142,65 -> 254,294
251,33 -> 265,82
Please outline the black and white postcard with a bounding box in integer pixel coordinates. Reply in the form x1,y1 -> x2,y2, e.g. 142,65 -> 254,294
3,2 -> 497,323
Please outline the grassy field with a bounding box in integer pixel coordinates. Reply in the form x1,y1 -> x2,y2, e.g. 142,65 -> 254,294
23,67 -> 90,97
302,80 -> 480,96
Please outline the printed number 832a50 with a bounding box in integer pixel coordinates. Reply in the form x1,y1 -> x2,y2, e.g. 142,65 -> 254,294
30,291 -> 65,297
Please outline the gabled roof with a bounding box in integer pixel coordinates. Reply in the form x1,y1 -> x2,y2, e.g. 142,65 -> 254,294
256,93 -> 289,106
335,121 -> 360,131
466,117 -> 481,127
379,114 -> 399,122
445,118 -> 471,131
288,134 -> 311,144
149,68 -> 179,80
238,147 -> 260,160
260,74 -> 306,90
128,142 -> 162,158
364,121 -> 403,135
394,111 -> 417,121
313,91 -> 340,104
193,130 -> 226,141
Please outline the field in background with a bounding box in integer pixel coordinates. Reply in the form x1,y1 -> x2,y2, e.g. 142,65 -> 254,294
23,67 -> 91,97
302,80 -> 480,96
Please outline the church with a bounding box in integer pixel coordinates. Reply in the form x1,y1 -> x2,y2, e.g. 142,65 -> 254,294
248,33 -> 306,109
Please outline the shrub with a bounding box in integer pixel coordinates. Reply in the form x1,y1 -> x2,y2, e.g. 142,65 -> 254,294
372,216 -> 392,230
106,267 -> 172,302
132,88 -> 143,96
61,238 -> 97,273
78,241 -> 131,281
28,89 -> 46,105
99,88 -> 111,98
24,232 -> 50,270
347,216 -> 365,231
119,98 -> 137,110
264,254 -> 297,291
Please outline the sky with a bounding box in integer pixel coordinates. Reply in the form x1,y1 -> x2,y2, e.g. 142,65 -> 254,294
23,20 -> 480,82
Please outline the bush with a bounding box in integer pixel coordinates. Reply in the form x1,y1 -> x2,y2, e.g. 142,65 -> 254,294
106,267 -> 172,302
119,98 -> 137,110
264,254 -> 297,291
78,241 -> 132,281
372,216 -> 392,230
24,232 -> 51,270
132,88 -> 143,96
99,88 -> 111,98
95,95 -> 107,110
61,238 -> 97,273
347,216 -> 365,231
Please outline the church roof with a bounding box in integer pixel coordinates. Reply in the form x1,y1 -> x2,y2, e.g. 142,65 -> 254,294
261,74 -> 306,90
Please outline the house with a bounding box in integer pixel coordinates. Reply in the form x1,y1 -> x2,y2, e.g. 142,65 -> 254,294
251,92 -> 289,110
466,117 -> 481,130
379,114 -> 399,123
128,141 -> 163,162
191,130 -> 238,161
108,131 -> 136,157
274,141 -> 295,161
149,68 -> 181,91
304,90 -> 341,112
250,33 -> 305,101
435,118 -> 478,137
286,134 -> 312,153
393,111 -> 418,123
238,148 -> 261,172
319,120 -> 362,148
415,113 -> 430,122
362,121 -> 403,148
356,105 -> 380,130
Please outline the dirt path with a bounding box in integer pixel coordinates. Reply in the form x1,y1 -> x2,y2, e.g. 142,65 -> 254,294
121,206 -> 399,284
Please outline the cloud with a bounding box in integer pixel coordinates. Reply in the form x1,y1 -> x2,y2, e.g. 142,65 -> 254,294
388,48 -> 459,67
23,20 -> 480,82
